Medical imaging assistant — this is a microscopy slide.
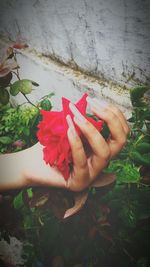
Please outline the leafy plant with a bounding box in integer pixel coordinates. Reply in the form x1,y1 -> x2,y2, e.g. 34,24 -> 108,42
97,85 -> 150,266
105,85 -> 150,180
0,43 -> 54,154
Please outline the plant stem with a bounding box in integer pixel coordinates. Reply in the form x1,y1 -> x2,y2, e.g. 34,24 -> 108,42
12,70 -> 20,80
123,247 -> 136,263
22,93 -> 39,109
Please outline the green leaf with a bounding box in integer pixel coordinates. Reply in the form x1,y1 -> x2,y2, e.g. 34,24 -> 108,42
128,116 -> 135,123
40,98 -> 52,110
31,80 -> 39,86
136,142 -> 150,153
142,153 -> 150,165
13,191 -> 24,209
20,80 -> 32,94
0,72 -> 12,87
27,188 -> 33,198
130,86 -> 150,107
23,213 -> 34,229
0,136 -> 13,144
40,92 -> 55,100
105,159 -> 125,172
101,122 -> 110,139
23,127 -> 30,136
119,205 -> 137,228
117,163 -> 141,184
136,135 -> 150,144
10,81 -> 20,96
10,79 -> 32,95
146,122 -> 150,131
141,109 -> 150,121
130,151 -> 150,166
0,88 -> 9,104
105,160 -> 141,184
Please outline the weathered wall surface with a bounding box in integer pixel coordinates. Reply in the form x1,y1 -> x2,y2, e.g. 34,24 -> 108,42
0,0 -> 150,86
1,47 -> 131,116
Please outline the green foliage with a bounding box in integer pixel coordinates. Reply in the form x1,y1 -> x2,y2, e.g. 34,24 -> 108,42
0,94 -> 53,153
0,43 -> 54,154
106,160 -> 141,184
0,104 -> 40,153
0,135 -> 13,144
39,98 -> 52,111
0,88 -> 10,104
10,79 -> 36,95
0,93 -> 53,153
0,44 -> 40,105
97,85 -> 150,266
13,191 -> 24,209
27,188 -> 33,198
130,85 -> 150,107
105,87 -> 150,183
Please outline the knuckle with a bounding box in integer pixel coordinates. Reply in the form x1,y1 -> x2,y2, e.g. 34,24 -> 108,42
100,148 -> 111,161
119,136 -> 127,146
110,105 -> 120,115
82,118 -> 90,127
75,141 -> 83,151
79,160 -> 88,169
79,162 -> 88,172
103,151 -> 111,161
106,111 -> 116,121
73,135 -> 83,149
83,122 -> 98,137
85,120 -> 94,130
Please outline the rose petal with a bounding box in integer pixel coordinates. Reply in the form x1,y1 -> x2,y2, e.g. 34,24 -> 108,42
37,94 -> 104,180
75,93 -> 88,114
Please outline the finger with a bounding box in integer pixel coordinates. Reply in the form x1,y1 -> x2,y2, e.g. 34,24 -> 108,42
66,115 -> 88,171
87,97 -> 126,146
87,97 -> 130,135
66,115 -> 90,191
69,104 -> 110,174
105,104 -> 130,134
87,97 -> 127,158
69,103 -> 110,159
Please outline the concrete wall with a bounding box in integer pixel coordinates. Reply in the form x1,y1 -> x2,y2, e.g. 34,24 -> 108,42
0,0 -> 150,86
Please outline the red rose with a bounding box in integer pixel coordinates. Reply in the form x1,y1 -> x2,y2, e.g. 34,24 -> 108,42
37,94 -> 103,180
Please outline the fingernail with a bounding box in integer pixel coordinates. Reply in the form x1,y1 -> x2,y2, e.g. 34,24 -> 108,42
87,96 -> 108,110
69,103 -> 87,123
66,114 -> 77,137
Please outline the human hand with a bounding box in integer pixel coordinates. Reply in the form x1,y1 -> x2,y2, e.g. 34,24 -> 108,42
65,97 -> 130,191
0,97 -> 129,193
